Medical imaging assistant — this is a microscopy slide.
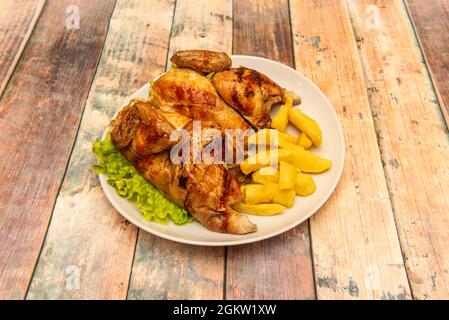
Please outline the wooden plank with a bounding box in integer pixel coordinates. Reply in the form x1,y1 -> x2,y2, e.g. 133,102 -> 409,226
348,0 -> 449,299
0,0 -> 45,97
226,0 -> 315,300
406,0 -> 449,125
166,0 -> 233,63
26,0 -> 175,299
290,0 -> 411,299
0,0 -> 117,300
127,0 -> 232,300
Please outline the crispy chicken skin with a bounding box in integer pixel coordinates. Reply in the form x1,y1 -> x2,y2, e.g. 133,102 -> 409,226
111,99 -> 178,157
170,50 -> 232,74
212,67 -> 285,128
110,100 -> 256,234
149,67 -> 250,131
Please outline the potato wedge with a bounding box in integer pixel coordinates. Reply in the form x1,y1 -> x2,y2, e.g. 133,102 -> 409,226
271,96 -> 292,132
272,186 -> 295,208
233,202 -> 286,216
242,184 -> 274,204
271,106 -> 288,132
295,173 -> 316,196
288,108 -> 322,147
240,149 -> 293,175
279,161 -> 297,190
278,138 -> 331,173
297,133 -> 312,149
252,167 -> 279,184
248,128 -> 298,145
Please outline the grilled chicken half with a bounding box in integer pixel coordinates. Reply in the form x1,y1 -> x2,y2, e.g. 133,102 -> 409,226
110,99 -> 256,234
170,50 -> 232,74
149,67 -> 250,131
212,67 -> 285,128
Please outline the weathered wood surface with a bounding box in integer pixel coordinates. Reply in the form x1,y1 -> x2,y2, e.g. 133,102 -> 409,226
1,0 -> 447,301
0,0 -> 117,300
406,0 -> 449,125
290,0 -> 411,299
0,0 -> 45,97
26,0 -> 174,299
348,0 -> 449,299
127,0 -> 232,300
226,0 -> 315,300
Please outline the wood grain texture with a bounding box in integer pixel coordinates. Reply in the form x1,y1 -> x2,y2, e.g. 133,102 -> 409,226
406,0 -> 449,125
0,0 -> 45,97
226,0 -> 315,300
348,0 -> 449,299
290,0 -> 411,299
0,0 -> 116,300
26,0 -> 174,299
166,0 -> 233,61
127,0 -> 233,300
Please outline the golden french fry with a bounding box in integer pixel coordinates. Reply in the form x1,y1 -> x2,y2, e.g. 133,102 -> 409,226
240,149 -> 293,175
252,167 -> 279,184
271,96 -> 293,132
278,137 -> 331,173
233,202 -> 286,216
279,161 -> 296,190
288,108 -> 322,147
242,184 -> 274,204
297,133 -> 312,149
248,128 -> 298,145
271,186 -> 295,208
295,173 -> 316,196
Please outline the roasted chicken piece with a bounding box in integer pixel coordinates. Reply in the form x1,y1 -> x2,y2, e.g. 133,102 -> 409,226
110,100 -> 256,234
149,67 -> 250,131
170,50 -> 232,74
212,67 -> 286,128
111,99 -> 178,157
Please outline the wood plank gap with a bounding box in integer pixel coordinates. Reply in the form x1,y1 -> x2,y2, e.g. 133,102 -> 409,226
0,0 -> 46,98
344,0 -> 414,299
286,0 -> 316,296
227,0 -> 315,300
402,0 -> 449,129
123,0 -> 178,300
126,0 -> 231,300
163,0 -> 179,71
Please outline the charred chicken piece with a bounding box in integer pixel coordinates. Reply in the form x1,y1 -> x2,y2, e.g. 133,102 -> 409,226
110,100 -> 256,235
110,99 -> 177,157
170,50 -> 232,74
212,67 -> 285,128
149,67 -> 250,131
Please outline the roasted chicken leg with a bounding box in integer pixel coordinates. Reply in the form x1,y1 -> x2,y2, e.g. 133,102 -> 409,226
212,67 -> 285,128
170,50 -> 232,74
149,67 -> 250,131
110,100 -> 256,234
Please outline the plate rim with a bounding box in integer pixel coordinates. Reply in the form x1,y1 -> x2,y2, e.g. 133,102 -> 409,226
98,54 -> 345,246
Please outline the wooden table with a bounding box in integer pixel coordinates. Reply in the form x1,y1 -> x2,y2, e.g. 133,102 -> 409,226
0,0 -> 448,300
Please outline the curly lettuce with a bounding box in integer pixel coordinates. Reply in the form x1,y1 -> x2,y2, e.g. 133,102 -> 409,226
93,134 -> 193,225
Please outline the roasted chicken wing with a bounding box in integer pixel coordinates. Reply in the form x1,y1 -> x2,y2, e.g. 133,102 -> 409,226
170,50 -> 232,74
110,100 -> 256,234
212,67 -> 285,128
149,67 -> 250,131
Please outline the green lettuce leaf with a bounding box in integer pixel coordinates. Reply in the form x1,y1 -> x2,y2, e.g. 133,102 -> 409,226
92,133 -> 193,225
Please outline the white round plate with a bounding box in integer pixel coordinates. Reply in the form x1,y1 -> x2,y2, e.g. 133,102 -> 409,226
99,55 -> 345,246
